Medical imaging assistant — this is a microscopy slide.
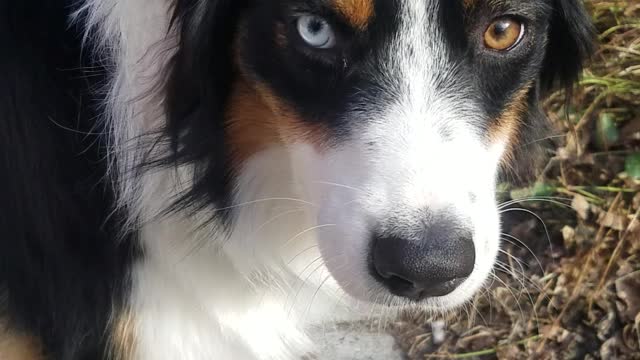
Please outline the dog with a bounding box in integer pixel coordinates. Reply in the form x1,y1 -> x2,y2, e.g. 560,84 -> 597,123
0,0 -> 593,359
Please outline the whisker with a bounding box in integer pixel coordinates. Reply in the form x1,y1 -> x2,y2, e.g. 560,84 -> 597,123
250,208 -> 304,259
489,272 -> 527,321
468,296 -> 488,327
498,196 -> 572,210
498,207 -> 554,263
311,180 -> 366,194
286,258 -> 326,318
495,256 -> 545,295
302,273 -> 334,323
495,256 -> 543,299
286,245 -> 319,265
493,265 -> 541,330
494,260 -> 527,295
520,133 -> 567,146
280,223 -> 336,248
500,233 -> 546,276
216,197 -> 317,212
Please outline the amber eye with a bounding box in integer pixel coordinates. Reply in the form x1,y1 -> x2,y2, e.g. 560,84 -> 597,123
484,17 -> 524,51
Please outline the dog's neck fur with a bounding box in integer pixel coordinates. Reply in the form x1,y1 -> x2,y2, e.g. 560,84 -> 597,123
129,150 -> 340,359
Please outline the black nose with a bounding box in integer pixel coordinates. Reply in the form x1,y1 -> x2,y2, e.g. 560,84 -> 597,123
370,217 -> 475,301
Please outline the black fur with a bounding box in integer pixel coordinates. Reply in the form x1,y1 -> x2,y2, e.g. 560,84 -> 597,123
162,0 -> 249,219
0,1 -> 137,359
541,0 -> 596,92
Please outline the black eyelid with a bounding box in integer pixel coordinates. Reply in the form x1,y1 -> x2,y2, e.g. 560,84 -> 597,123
287,5 -> 358,33
492,14 -> 530,28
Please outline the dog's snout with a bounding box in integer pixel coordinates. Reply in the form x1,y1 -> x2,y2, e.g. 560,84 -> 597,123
370,219 -> 475,301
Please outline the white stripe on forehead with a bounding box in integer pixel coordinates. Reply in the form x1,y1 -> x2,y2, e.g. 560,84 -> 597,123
350,0 -> 499,219
380,0 -> 479,136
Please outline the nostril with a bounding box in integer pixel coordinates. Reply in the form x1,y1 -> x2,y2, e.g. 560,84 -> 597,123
387,274 -> 413,287
376,271 -> 424,300
383,273 -> 415,290
374,265 -> 413,287
373,260 -> 466,301
377,272 -> 467,300
422,277 -> 467,297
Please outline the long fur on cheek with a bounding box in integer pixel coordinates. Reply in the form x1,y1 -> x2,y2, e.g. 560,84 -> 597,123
73,0 -> 180,225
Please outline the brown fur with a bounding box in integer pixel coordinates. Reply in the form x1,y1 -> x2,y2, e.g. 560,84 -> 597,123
225,76 -> 329,166
463,0 -> 477,10
106,309 -> 136,360
489,82 -> 534,163
332,0 -> 375,30
0,323 -> 43,360
274,22 -> 288,48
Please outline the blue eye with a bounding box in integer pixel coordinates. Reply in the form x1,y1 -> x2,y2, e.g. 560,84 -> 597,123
297,15 -> 336,49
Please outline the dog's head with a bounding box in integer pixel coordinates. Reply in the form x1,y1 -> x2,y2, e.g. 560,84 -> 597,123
165,0 -> 592,310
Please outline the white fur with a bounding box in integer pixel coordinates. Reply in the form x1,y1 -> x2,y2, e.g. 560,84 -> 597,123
78,0 -> 506,358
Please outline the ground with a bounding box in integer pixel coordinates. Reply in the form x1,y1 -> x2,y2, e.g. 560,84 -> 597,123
310,322 -> 404,360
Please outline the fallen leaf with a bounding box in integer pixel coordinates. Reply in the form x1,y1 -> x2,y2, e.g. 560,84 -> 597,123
598,211 -> 629,231
615,271 -> 640,322
572,194 -> 591,220
562,226 -> 577,248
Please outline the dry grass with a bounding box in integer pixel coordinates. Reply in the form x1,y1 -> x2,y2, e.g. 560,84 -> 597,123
392,2 -> 640,359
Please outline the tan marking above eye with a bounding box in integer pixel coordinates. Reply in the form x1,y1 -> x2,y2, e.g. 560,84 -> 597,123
484,17 -> 523,51
0,320 -> 44,360
463,0 -> 477,10
333,0 -> 374,30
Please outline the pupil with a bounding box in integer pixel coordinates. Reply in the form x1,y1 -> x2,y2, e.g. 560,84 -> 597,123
493,21 -> 511,37
308,19 -> 324,34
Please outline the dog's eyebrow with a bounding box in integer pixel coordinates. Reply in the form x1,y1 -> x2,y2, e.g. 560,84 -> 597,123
330,0 -> 375,30
461,0 -> 552,19
463,0 -> 477,9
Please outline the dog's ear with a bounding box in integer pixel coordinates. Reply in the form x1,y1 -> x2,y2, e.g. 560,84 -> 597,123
163,0 -> 248,211
166,0 -> 243,141
540,0 -> 595,92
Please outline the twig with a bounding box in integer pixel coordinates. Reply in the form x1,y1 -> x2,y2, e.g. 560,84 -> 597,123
594,206 -> 640,294
536,193 -> 623,352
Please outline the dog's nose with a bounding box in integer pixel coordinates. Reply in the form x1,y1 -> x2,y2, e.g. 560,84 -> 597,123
370,219 -> 475,301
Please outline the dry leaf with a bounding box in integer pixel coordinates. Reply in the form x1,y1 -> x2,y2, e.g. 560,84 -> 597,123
572,195 -> 591,221
615,271 -> 640,322
598,211 -> 629,231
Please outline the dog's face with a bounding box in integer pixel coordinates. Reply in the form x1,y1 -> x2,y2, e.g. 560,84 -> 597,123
167,0 -> 592,310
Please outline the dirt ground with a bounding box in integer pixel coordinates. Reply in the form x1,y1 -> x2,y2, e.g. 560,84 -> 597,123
390,2 -> 640,359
